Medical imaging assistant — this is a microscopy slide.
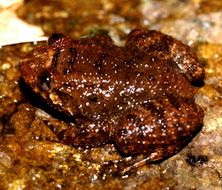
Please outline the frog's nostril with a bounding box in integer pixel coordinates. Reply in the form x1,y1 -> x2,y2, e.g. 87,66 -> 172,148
38,71 -> 53,91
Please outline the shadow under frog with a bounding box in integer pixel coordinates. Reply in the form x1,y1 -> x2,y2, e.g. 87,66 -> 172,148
19,28 -> 204,176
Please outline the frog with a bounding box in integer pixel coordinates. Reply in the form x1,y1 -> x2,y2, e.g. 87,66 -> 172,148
19,28 -> 204,174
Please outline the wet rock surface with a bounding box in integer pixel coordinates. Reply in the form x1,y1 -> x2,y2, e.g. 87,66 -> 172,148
1,0 -> 222,189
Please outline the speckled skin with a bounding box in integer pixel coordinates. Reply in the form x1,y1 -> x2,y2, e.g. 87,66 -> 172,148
19,28 -> 204,160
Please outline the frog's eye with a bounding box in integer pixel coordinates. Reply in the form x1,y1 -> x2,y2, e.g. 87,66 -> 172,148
48,33 -> 65,45
38,71 -> 53,91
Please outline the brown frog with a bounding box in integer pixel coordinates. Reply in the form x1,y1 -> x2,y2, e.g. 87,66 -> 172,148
19,28 -> 204,173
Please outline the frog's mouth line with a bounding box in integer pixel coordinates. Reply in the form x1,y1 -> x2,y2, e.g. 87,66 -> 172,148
19,78 -> 76,123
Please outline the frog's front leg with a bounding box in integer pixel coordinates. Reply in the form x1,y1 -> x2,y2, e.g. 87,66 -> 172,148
56,116 -> 112,148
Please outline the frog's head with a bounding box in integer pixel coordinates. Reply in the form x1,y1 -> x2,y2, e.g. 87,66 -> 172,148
19,34 -> 74,96
19,34 -> 79,117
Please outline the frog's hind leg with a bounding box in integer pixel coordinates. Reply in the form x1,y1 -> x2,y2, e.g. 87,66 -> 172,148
126,28 -> 205,83
109,97 -> 203,176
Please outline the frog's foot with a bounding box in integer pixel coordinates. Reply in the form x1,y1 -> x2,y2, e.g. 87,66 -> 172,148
99,152 -> 163,179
